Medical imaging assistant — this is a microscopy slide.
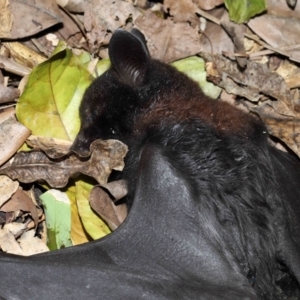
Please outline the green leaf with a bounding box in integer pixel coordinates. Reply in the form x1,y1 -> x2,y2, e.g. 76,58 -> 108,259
39,189 -> 72,250
16,47 -> 93,141
75,180 -> 111,240
171,56 -> 221,99
224,0 -> 266,23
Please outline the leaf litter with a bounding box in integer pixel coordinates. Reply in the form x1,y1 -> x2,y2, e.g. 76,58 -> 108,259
0,0 -> 300,258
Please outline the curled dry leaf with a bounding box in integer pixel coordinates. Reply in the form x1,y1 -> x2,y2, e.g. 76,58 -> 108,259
0,139 -> 128,188
200,52 -> 294,116
100,180 -> 128,203
201,52 -> 300,154
90,180 -> 128,231
0,189 -> 40,227
0,175 -> 19,207
26,135 -> 73,158
0,108 -> 31,166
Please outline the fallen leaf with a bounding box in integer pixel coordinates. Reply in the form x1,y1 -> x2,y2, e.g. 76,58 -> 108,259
90,180 -> 128,231
66,184 -> 90,245
75,180 -> 111,239
224,0 -> 266,23
84,0 -> 141,50
4,223 -> 27,238
0,175 -> 19,207
171,56 -> 221,99
1,0 -> 62,39
0,226 -> 23,255
39,189 -> 72,250
16,46 -> 93,141
0,140 -> 128,188
200,52 -> 294,116
0,189 -> 40,227
163,0 -> 199,26
26,135 -> 72,158
18,229 -> 49,255
135,11 -> 201,62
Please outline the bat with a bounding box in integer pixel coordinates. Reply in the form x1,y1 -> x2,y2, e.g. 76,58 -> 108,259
0,28 -> 300,300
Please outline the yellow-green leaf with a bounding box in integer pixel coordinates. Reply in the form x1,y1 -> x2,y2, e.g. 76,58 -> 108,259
75,180 -> 111,240
65,184 -> 90,245
171,56 -> 221,99
16,47 -> 93,141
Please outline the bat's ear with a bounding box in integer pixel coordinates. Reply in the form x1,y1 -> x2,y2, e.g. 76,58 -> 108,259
109,28 -> 150,87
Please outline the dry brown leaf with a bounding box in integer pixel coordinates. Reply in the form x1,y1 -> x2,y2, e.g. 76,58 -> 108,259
26,135 -> 73,158
0,139 -> 128,188
201,52 -> 300,153
1,0 -> 62,39
163,0 -> 199,26
0,175 -> 18,207
84,0 -> 141,50
0,225 -> 48,256
201,52 -> 294,116
100,180 -> 128,203
0,108 -> 31,166
0,189 -> 40,227
199,7 -> 235,55
90,181 -> 128,231
136,11 -> 201,62
248,0 -> 300,63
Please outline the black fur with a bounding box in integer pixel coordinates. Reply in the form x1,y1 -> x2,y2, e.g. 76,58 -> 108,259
71,29 -> 300,299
